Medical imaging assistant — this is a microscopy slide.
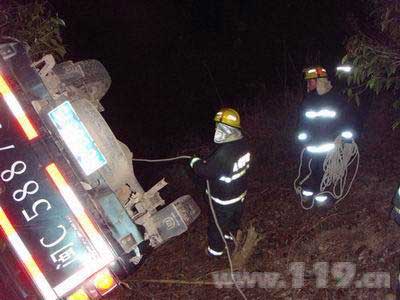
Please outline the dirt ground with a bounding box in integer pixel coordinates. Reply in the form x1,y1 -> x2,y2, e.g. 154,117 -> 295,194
109,95 -> 400,299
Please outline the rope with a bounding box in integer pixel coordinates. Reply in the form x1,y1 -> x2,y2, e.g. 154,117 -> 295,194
320,137 -> 360,203
293,137 -> 360,209
132,155 -> 191,162
293,148 -> 315,210
206,180 -> 248,300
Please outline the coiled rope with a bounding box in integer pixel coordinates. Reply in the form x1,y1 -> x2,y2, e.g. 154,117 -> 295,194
294,137 -> 360,209
320,136 -> 359,204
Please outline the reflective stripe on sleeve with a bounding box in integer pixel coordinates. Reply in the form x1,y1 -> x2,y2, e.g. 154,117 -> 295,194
190,157 -> 201,168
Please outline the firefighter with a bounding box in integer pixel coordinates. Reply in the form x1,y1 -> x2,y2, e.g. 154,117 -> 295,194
190,108 -> 251,257
390,186 -> 400,298
295,66 -> 359,206
391,185 -> 400,224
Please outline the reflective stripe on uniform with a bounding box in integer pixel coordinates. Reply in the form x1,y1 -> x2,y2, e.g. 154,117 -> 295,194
207,246 -> 223,256
305,109 -> 336,119
302,190 -> 313,196
306,143 -> 335,153
207,191 -> 247,205
219,165 -> 249,183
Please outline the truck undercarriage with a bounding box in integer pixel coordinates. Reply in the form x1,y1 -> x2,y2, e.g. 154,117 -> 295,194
0,41 -> 200,299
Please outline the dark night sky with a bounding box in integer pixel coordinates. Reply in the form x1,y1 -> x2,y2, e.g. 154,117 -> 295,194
51,0 -> 365,155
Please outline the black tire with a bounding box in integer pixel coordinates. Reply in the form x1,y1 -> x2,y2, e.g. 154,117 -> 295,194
76,59 -> 111,101
53,59 -> 111,106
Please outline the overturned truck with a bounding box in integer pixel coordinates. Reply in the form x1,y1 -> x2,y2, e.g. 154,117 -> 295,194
0,41 -> 200,300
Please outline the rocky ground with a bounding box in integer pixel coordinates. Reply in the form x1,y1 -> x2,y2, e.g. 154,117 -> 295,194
110,94 -> 400,299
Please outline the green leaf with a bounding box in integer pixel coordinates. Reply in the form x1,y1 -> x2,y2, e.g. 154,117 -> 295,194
393,100 -> 400,109
388,64 -> 397,76
353,56 -> 360,66
392,119 -> 400,130
386,77 -> 395,90
347,88 -> 353,99
355,94 -> 360,106
49,38 -> 59,47
375,79 -> 382,94
347,75 -> 353,86
2,1 -> 67,60
368,78 -> 375,89
54,46 -> 66,58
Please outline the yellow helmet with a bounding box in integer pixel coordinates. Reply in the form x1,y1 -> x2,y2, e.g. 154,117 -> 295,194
214,108 -> 241,128
304,66 -> 328,80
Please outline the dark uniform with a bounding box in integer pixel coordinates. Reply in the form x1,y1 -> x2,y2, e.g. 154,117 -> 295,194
390,185 -> 400,298
297,88 -> 359,195
391,185 -> 400,223
192,138 -> 250,255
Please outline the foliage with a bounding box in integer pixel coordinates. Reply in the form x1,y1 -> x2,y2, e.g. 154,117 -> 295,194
342,0 -> 400,109
342,0 -> 400,112
0,0 -> 66,61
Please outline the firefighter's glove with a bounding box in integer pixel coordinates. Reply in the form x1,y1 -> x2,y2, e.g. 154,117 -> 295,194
190,157 -> 201,168
391,207 -> 400,226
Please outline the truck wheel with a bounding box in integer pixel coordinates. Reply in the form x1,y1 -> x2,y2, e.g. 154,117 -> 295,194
76,59 -> 111,102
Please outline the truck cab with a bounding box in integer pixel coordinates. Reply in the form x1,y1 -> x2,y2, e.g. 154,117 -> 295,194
0,41 -> 200,299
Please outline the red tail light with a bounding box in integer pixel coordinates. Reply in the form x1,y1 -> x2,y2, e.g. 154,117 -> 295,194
45,163 -> 114,264
0,207 -> 57,300
0,75 -> 38,140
